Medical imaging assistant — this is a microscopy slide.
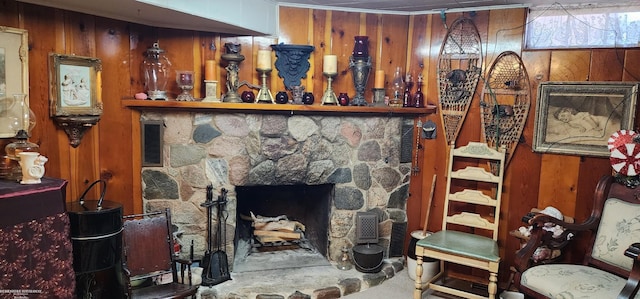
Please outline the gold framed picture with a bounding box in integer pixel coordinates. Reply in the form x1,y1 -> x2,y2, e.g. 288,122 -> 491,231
49,53 -> 103,117
0,26 -> 29,138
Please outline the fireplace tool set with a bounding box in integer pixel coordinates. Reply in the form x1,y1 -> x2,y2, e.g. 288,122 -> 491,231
200,185 -> 231,286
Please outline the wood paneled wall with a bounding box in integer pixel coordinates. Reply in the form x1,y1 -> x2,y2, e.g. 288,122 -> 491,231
2,0 -> 639,286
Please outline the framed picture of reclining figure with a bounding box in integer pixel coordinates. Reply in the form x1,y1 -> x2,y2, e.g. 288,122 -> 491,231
533,82 -> 638,157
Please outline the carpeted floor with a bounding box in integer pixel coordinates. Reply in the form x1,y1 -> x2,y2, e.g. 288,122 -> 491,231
343,267 -> 448,299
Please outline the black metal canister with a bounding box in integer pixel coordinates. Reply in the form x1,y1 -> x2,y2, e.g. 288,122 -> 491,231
66,180 -> 124,299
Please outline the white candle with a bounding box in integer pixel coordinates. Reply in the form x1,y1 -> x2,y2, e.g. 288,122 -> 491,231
323,55 -> 337,74
257,50 -> 272,70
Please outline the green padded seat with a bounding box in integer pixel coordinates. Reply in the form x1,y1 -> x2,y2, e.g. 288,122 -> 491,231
416,230 -> 500,262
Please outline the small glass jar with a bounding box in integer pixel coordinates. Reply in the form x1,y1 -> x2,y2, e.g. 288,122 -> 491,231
337,246 -> 353,270
338,93 -> 350,106
275,91 -> 289,104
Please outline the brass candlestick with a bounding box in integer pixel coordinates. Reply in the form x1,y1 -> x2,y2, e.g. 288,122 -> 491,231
321,72 -> 338,105
221,53 -> 245,103
256,69 -> 274,104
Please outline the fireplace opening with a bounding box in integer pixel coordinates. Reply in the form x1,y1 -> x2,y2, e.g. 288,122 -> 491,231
233,184 -> 333,272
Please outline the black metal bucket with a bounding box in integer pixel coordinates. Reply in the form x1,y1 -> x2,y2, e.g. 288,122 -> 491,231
66,180 -> 123,273
352,244 -> 384,273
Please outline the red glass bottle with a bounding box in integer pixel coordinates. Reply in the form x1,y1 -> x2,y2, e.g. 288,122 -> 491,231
413,74 -> 425,108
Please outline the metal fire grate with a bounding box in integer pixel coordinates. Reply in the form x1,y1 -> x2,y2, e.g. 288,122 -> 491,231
356,212 -> 378,244
250,231 -> 313,253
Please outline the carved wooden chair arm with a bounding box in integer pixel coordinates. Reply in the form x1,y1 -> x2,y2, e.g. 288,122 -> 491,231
619,243 -> 640,299
514,213 -> 597,274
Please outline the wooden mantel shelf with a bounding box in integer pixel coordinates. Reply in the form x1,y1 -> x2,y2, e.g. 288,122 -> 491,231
122,100 -> 436,116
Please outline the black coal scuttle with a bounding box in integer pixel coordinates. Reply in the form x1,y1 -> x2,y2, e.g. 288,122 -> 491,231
66,180 -> 124,299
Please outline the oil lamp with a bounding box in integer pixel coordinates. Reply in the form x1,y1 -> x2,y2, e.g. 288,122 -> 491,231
4,94 -> 38,181
349,36 -> 371,106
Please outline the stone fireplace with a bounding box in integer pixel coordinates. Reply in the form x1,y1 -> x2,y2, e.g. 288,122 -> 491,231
140,111 -> 414,269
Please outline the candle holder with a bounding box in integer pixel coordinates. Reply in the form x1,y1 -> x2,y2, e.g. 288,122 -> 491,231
321,72 -> 338,105
202,80 -> 220,102
372,88 -> 386,107
256,69 -> 274,103
221,43 -> 245,103
176,70 -> 196,101
349,36 -> 371,106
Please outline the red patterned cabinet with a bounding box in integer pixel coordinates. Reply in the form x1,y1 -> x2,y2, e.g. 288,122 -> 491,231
0,177 -> 75,298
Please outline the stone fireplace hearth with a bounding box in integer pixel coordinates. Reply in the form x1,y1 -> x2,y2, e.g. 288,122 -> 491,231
140,111 -> 414,269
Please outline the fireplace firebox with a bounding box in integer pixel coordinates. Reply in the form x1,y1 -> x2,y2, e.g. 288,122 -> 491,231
233,184 -> 332,272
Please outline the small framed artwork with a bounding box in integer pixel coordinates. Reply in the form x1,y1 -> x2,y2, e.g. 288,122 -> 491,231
49,53 -> 103,117
0,27 -> 29,138
533,82 -> 638,157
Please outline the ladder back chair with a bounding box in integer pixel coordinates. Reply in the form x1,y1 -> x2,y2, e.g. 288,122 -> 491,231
414,141 -> 506,299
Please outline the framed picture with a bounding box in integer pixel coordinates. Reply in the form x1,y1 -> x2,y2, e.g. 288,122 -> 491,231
49,53 -> 102,117
533,82 -> 638,157
0,27 -> 29,138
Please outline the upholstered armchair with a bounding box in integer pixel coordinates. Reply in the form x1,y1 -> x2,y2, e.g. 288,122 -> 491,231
513,175 -> 640,298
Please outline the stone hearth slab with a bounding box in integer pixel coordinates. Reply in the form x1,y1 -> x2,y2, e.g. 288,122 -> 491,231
198,258 -> 404,299
233,246 -> 329,273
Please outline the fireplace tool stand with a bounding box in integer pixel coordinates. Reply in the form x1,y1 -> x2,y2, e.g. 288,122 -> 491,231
200,185 -> 231,286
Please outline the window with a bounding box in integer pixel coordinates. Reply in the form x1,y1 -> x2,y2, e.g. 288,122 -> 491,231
525,4 -> 640,49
